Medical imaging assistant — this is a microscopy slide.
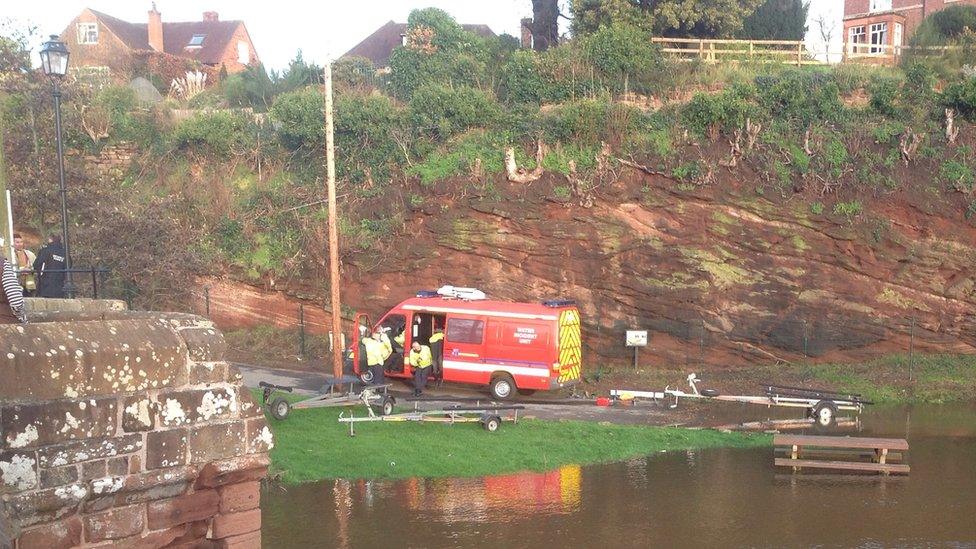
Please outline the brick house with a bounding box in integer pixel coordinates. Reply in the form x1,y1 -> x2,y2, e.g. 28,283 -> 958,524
342,20 -> 495,70
60,5 -> 260,80
843,0 -> 976,59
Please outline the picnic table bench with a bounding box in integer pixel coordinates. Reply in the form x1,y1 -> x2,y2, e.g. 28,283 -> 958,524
774,434 -> 910,475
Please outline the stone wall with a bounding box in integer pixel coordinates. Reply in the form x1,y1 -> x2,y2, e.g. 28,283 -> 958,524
0,304 -> 271,548
66,143 -> 140,183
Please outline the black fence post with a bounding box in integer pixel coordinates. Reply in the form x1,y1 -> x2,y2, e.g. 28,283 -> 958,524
204,287 -> 211,318
699,319 -> 705,368
90,267 -> 98,299
685,321 -> 691,369
802,320 -> 809,357
299,304 -> 306,358
909,314 -> 916,382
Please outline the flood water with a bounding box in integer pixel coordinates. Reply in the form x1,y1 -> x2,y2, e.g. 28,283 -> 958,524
261,404 -> 976,548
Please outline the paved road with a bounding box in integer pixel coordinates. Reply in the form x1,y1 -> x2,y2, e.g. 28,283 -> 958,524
234,363 -> 705,426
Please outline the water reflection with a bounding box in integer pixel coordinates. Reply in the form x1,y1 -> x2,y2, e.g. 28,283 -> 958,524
263,404 -> 976,548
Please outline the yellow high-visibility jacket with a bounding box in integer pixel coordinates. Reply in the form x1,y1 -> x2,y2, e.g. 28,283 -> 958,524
429,332 -> 444,344
362,337 -> 385,366
409,345 -> 433,369
379,332 -> 393,359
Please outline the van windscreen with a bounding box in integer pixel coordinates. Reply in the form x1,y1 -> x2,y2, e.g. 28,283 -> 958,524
446,318 -> 485,344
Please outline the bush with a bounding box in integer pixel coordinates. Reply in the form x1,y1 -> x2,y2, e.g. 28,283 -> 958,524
943,77 -> 976,121
223,64 -> 274,110
408,84 -> 501,140
940,159 -> 974,192
335,94 -> 405,183
756,70 -> 843,130
581,22 -> 664,93
270,87 -> 323,150
681,84 -> 759,136
867,75 -> 901,116
332,57 -> 376,92
542,98 -> 639,145
501,50 -> 546,104
96,85 -> 158,146
408,130 -> 507,185
172,111 -> 255,157
833,200 -> 863,220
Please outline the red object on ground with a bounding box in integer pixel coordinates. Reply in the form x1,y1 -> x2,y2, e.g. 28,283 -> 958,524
595,397 -> 611,407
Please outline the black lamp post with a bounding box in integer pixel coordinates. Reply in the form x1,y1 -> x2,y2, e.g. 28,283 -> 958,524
39,35 -> 74,298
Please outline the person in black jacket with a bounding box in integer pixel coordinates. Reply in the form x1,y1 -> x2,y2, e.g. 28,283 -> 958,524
33,234 -> 66,298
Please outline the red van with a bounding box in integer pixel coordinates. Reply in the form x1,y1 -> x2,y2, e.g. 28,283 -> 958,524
351,291 -> 583,400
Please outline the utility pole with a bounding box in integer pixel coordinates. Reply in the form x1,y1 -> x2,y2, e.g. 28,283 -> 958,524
324,62 -> 343,379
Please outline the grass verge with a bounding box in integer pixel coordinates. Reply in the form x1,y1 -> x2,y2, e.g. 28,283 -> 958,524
597,354 -> 976,405
253,390 -> 769,484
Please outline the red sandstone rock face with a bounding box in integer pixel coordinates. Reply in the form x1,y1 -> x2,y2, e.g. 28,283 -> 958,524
0,307 -> 271,548
198,169 -> 976,369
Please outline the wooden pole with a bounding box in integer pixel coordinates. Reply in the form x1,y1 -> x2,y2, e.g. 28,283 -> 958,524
324,63 -> 343,379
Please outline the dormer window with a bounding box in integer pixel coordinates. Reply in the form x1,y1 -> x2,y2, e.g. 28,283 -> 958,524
869,0 -> 892,12
77,22 -> 98,44
188,34 -> 206,47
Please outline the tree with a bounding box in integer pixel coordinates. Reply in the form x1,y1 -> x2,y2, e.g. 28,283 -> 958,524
739,0 -> 810,41
531,0 -> 561,51
571,0 -> 765,38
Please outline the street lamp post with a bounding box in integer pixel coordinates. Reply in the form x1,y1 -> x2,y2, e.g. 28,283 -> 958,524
39,35 -> 74,298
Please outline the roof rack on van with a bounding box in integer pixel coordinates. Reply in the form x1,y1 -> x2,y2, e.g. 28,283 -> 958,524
542,299 -> 576,307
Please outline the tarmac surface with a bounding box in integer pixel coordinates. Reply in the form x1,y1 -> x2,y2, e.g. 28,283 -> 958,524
234,363 -> 799,428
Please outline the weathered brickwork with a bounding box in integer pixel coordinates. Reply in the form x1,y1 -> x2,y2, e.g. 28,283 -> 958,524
0,302 -> 271,548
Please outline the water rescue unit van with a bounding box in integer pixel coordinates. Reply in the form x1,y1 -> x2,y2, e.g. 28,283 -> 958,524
352,294 -> 583,400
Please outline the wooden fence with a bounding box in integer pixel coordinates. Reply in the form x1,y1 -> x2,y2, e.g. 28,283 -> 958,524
651,37 -> 822,66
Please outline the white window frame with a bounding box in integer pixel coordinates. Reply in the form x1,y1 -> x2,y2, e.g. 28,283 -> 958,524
77,22 -> 98,45
188,34 -> 206,47
870,0 -> 892,12
849,25 -> 867,55
870,22 -> 888,54
237,41 -> 249,64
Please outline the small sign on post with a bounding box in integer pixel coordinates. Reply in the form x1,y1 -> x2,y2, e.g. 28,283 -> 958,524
625,330 -> 648,370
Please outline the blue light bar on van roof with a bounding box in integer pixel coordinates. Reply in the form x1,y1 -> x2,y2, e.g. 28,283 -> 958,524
416,290 -> 439,298
542,299 -> 576,307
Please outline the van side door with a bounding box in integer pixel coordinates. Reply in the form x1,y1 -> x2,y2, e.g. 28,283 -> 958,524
442,315 -> 487,384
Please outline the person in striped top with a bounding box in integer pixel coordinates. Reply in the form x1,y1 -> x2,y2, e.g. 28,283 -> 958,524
1,254 -> 27,324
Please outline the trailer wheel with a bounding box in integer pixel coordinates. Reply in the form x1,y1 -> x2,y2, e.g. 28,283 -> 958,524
382,396 -> 395,416
359,369 -> 374,385
270,397 -> 291,421
489,375 -> 515,400
812,400 -> 837,427
483,415 -> 501,432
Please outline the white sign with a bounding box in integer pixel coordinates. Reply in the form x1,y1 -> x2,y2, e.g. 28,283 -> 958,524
625,330 -> 648,347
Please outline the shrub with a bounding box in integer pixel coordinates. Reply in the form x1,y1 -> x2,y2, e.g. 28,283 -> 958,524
942,77 -> 976,121
172,111 -> 255,157
833,200 -> 863,220
581,22 -> 664,93
867,75 -> 901,116
408,84 -> 501,140
501,50 -> 546,104
810,201 -> 824,215
95,85 -> 158,146
332,57 -> 376,92
940,159 -> 975,192
823,137 -> 849,178
270,87 -> 323,150
872,121 -> 905,144
223,64 -> 274,110
682,84 -> 759,137
756,70 -> 843,130
336,94 -> 405,183
408,130 -> 508,185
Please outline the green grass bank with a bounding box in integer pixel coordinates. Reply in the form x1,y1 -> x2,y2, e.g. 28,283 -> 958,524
253,391 -> 769,484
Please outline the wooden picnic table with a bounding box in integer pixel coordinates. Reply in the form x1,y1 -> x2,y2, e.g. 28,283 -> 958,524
774,434 -> 910,475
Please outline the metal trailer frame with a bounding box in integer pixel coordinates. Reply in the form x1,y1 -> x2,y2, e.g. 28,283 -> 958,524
611,373 -> 872,425
338,405 -> 525,436
259,378 -> 396,421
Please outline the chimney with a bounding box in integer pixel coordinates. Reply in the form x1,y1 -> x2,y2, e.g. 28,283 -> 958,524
148,3 -> 164,52
203,11 -> 219,22
521,18 -> 533,50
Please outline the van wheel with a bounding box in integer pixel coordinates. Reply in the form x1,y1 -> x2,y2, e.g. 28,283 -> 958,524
270,397 -> 290,421
489,375 -> 515,400
517,389 -> 536,396
359,369 -> 374,385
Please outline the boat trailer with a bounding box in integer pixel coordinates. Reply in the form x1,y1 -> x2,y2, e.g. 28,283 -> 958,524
338,404 -> 525,436
259,377 -> 396,421
611,373 -> 872,426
